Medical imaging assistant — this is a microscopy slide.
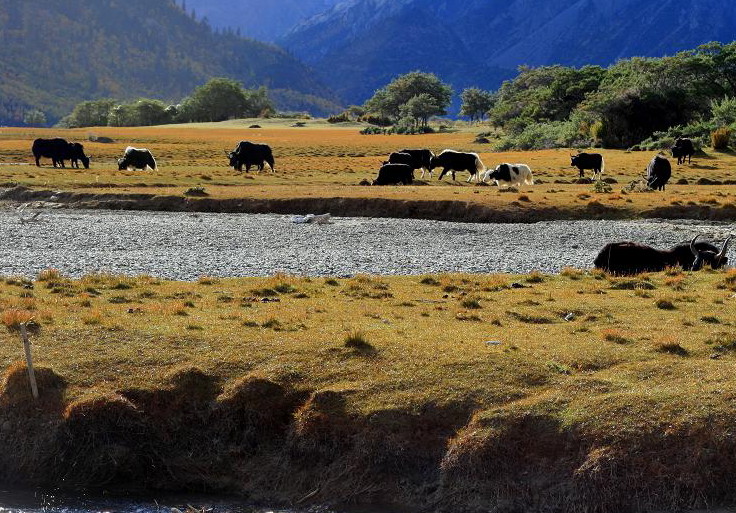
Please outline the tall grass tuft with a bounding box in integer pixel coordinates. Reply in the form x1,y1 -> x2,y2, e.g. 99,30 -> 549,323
711,127 -> 731,150
344,330 -> 375,353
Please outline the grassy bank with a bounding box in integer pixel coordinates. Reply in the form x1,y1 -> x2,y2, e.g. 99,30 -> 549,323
1,269 -> 736,511
2,123 -> 736,221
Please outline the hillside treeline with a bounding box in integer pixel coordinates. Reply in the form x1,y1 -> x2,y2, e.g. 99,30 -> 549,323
61,79 -> 273,127
0,0 -> 339,125
476,41 -> 736,149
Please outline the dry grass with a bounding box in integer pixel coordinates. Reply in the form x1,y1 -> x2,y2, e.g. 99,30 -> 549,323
0,270 -> 733,411
0,269 -> 735,509
1,123 -> 736,220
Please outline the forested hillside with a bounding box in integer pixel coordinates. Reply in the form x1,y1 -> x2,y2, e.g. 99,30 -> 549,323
281,0 -> 736,105
0,0 -> 340,125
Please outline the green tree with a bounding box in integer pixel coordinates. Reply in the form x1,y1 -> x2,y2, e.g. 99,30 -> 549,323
107,103 -> 137,127
130,98 -> 172,126
178,78 -> 256,122
243,86 -> 274,117
23,109 -> 46,126
711,96 -> 736,127
489,65 -> 605,130
399,94 -> 441,127
460,88 -> 495,123
68,99 -> 117,127
577,54 -> 714,147
364,71 -> 452,121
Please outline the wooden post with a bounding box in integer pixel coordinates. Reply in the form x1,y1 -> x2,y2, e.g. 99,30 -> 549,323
20,323 -> 39,400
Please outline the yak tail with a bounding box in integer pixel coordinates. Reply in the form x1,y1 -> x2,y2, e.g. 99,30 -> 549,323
600,158 -> 605,175
149,155 -> 157,171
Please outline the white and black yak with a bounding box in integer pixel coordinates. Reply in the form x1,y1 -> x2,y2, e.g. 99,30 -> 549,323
431,150 -> 485,182
118,147 -> 157,171
482,163 -> 534,187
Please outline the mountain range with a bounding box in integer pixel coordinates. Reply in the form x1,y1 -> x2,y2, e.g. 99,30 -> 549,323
3,0 -> 736,125
277,0 -> 736,105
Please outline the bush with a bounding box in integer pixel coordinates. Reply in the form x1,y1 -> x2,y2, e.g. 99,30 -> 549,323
327,112 -> 350,123
493,120 -> 589,151
711,96 -> 736,126
711,127 -> 731,150
359,114 -> 393,126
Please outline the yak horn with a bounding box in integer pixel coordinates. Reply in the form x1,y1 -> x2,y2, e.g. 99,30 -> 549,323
690,235 -> 701,258
716,235 -> 732,263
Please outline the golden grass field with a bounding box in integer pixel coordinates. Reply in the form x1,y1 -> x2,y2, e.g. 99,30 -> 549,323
1,120 -> 736,220
1,268 -> 735,510
1,121 -> 736,510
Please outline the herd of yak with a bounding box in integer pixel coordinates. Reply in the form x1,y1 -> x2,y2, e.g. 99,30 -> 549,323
28,136 -> 730,275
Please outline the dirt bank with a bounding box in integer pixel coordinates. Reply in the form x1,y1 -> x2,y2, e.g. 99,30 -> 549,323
2,363 -> 736,513
2,186 -> 736,223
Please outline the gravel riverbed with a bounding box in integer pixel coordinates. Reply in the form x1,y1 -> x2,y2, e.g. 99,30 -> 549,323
0,208 -> 733,280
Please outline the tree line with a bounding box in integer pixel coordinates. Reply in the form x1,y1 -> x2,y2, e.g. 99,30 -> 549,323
61,78 -> 273,128
356,41 -> 736,149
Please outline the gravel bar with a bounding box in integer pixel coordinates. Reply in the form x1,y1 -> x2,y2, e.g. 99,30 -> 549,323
1,209 -> 733,280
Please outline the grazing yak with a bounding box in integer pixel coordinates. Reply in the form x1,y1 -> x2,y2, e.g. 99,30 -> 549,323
482,163 -> 534,188
570,152 -> 604,179
646,154 -> 672,191
398,148 -> 435,179
118,147 -> 157,171
32,138 -> 90,169
227,141 -> 275,173
373,163 -> 413,185
672,137 -> 695,165
594,235 -> 731,275
431,150 -> 485,182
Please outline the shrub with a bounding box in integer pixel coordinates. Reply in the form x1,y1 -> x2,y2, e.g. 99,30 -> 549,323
592,179 -> 613,193
420,276 -> 440,286
526,271 -> 545,283
184,186 -> 208,197
327,112 -> 350,123
461,298 -> 482,309
655,299 -> 676,310
602,329 -> 631,344
560,267 -> 584,280
37,268 -> 62,282
344,331 -> 375,353
656,342 -> 689,356
711,127 -> 731,150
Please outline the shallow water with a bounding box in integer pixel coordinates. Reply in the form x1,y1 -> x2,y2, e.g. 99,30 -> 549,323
0,489 -> 321,513
0,209 -> 733,279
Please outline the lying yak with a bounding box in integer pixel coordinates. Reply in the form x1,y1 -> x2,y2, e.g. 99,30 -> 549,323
431,150 -> 485,182
118,147 -> 157,171
482,163 -> 534,187
373,163 -> 413,185
594,235 -> 731,275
